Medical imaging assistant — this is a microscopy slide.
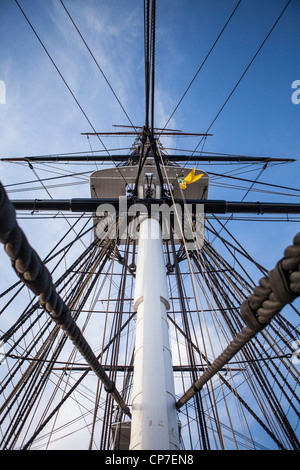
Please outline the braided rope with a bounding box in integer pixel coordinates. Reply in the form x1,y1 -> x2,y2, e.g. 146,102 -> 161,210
0,181 -> 131,417
177,231 -> 300,409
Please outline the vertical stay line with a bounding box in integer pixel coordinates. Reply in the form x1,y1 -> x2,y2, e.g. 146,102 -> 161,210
150,0 -> 156,136
144,0 -> 150,129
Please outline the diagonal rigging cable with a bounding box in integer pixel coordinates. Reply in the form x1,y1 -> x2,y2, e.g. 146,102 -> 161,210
189,0 -> 293,160
3,170 -> 92,190
176,231 -> 300,440
161,0 -> 242,134
14,0 -> 105,150
21,312 -> 136,450
209,164 -> 268,244
166,237 -> 298,449
14,0 -> 130,188
172,233 -> 299,448
157,147 -> 299,448
206,168 -> 300,194
0,230 -> 133,448
4,1 -> 298,451
25,162 -> 88,249
0,182 -> 131,420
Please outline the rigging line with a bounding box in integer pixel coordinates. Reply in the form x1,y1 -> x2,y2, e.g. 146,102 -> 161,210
0,244 -> 95,379
16,244 -> 116,448
26,163 -> 88,249
189,0 -> 293,160
210,159 -> 283,176
29,165 -> 52,199
13,1 -> 104,149
209,164 -> 267,244
101,244 -> 131,450
19,215 -> 300,221
11,160 -> 90,180
0,146 -> 132,161
207,170 -> 300,194
206,218 -> 264,274
42,218 -> 94,266
170,234 -> 211,450
86,135 -> 98,171
157,149 -> 214,447
6,181 -> 88,194
167,300 -> 288,449
31,162 -> 95,184
30,408 -> 104,450
160,0 -> 242,135
88,255 -> 116,450
205,223 -> 267,286
163,147 -> 297,160
3,171 -> 91,189
179,405 -> 269,450
35,163 -> 91,182
191,242 -> 296,392
14,0 -> 130,188
150,0 -> 156,136
144,0 -> 150,128
3,171 -> 91,193
0,215 -> 91,333
59,0 -> 139,139
182,253 -> 230,448
208,161 -> 265,179
192,262 -> 300,446
44,252 -> 110,449
0,240 -> 98,391
209,182 -> 300,199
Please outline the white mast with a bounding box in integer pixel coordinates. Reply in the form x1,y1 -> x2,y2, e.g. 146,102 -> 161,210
89,162 -> 208,450
129,216 -> 180,450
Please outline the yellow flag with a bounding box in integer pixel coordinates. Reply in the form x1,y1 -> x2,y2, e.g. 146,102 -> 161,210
179,167 -> 203,189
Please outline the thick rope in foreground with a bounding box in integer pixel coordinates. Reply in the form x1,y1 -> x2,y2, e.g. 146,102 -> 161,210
0,181 -> 131,417
176,231 -> 300,409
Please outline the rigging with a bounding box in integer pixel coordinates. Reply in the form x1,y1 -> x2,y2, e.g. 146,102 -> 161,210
1,0 -> 299,451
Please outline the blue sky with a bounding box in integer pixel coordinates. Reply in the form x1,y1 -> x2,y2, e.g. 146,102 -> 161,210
1,0 -> 299,263
0,0 -> 299,450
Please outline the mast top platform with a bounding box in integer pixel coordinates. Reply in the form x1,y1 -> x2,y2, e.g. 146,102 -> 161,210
89,159 -> 209,200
